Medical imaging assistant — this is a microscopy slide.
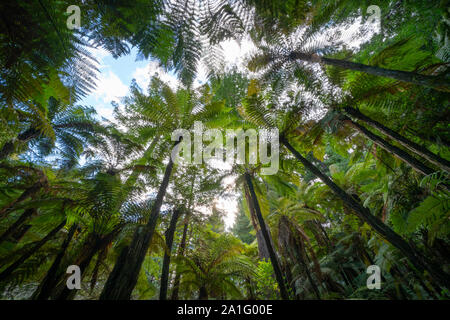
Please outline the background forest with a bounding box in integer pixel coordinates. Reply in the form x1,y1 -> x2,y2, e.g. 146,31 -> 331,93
0,0 -> 449,300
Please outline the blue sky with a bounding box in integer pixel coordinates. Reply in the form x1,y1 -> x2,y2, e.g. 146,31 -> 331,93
81,39 -> 255,122
80,47 -> 177,121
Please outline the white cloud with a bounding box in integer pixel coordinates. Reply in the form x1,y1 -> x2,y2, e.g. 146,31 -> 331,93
95,104 -> 115,121
93,70 -> 129,104
220,38 -> 256,67
132,61 -> 180,90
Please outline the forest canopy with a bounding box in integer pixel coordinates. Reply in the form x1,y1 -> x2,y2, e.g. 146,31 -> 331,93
0,0 -> 449,301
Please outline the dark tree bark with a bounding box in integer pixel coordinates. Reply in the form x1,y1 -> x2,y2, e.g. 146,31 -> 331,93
244,172 -> 290,300
11,224 -> 32,242
0,219 -> 66,283
288,51 -> 449,91
170,216 -> 189,300
244,185 -> 271,260
53,244 -> 99,300
0,177 -> 47,217
0,208 -> 36,244
159,208 -> 182,300
278,216 -> 321,299
343,116 -> 436,176
100,141 -> 180,300
280,136 -> 450,289
53,226 -> 122,300
170,171 -> 196,300
344,106 -> 450,172
32,224 -> 78,300
198,286 -> 208,300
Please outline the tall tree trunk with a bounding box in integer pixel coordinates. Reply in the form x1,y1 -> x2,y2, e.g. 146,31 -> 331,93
170,216 -> 189,300
278,216 -> 321,299
244,172 -> 290,300
0,208 -> 36,244
160,208 -> 182,300
11,224 -> 32,242
342,116 -> 437,176
170,165 -> 196,300
288,52 -> 449,91
280,136 -> 450,289
52,226 -> 122,300
100,141 -> 180,300
344,106 -> 450,172
0,178 -> 47,217
32,224 -> 78,300
0,219 -> 66,283
54,243 -> 99,300
198,286 -> 208,300
244,185 -> 271,260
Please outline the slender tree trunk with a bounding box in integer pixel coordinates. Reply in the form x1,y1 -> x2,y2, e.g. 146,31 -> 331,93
32,224 -> 78,300
344,106 -> 450,172
11,224 -> 32,242
52,226 -> 122,300
100,141 -> 180,300
288,51 -> 449,91
54,244 -> 98,300
244,185 -> 271,260
170,167 -> 196,300
198,286 -> 208,300
0,208 -> 36,244
244,172 -> 290,300
171,217 -> 189,300
278,216 -> 321,299
0,219 -> 66,283
0,178 -> 47,217
280,136 -> 450,289
160,208 -> 182,300
343,116 -> 436,176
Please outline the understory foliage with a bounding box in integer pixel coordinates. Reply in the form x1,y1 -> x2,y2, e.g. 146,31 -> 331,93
0,0 -> 449,300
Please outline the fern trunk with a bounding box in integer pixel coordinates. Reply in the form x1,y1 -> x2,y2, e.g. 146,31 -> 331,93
244,172 -> 290,300
54,243 -> 98,300
288,52 -> 449,91
281,136 -> 450,289
159,208 -> 182,300
170,216 -> 189,300
100,143 -> 178,300
0,208 -> 36,244
278,216 -> 321,299
244,184 -> 271,260
344,106 -> 450,172
51,226 -> 122,300
198,286 -> 208,300
343,117 -> 437,175
0,179 -> 47,217
32,224 -> 78,300
0,219 -> 66,283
